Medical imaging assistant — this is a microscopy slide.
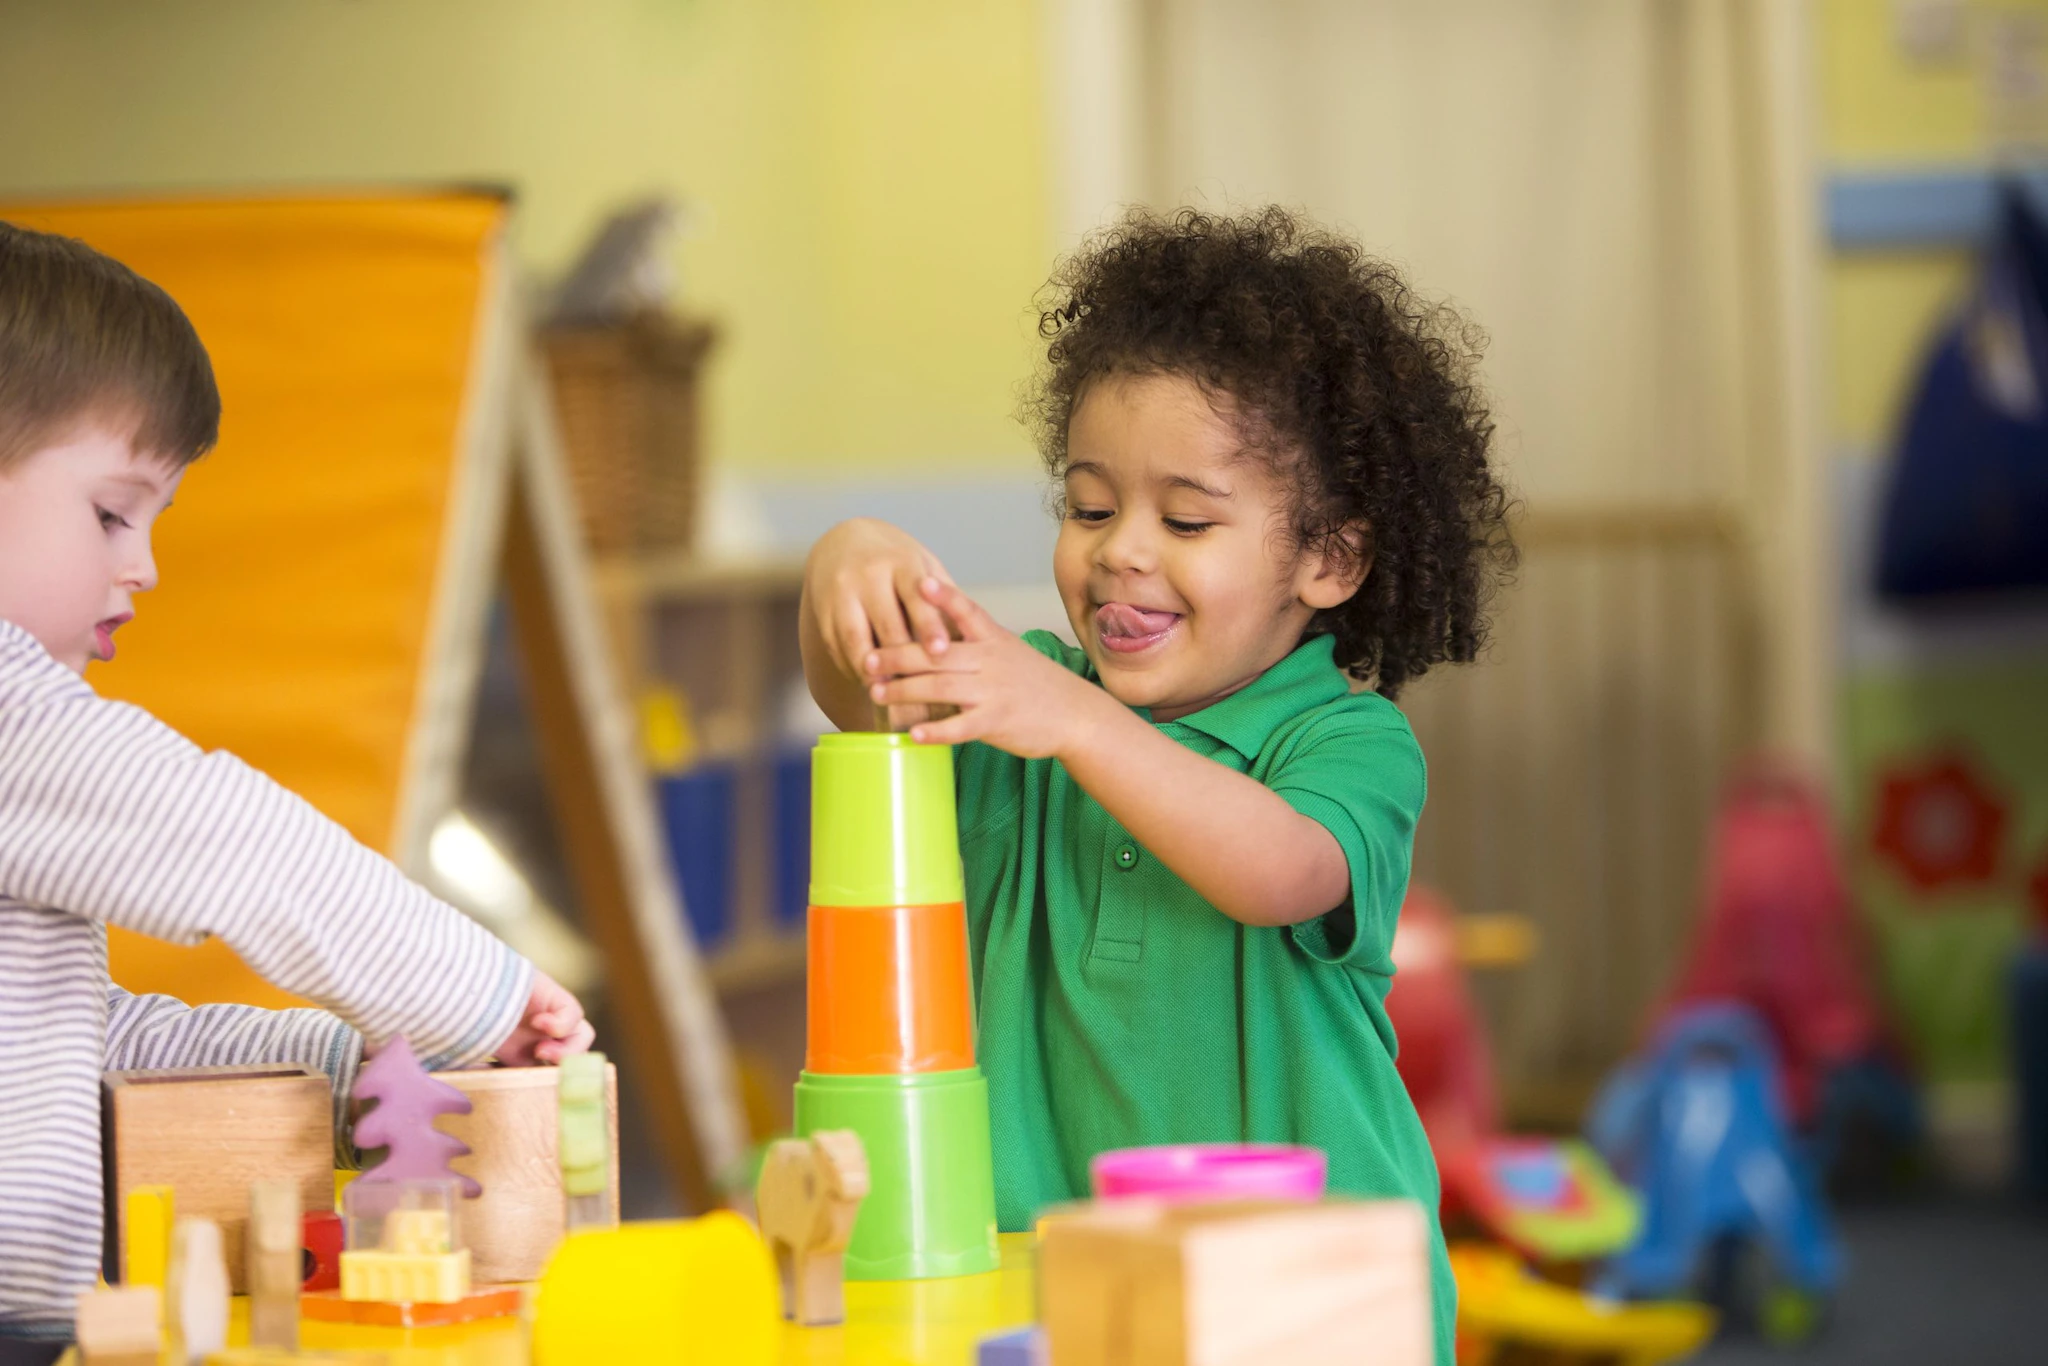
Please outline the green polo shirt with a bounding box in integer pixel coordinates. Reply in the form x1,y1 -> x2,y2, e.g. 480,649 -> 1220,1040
956,630 -> 1454,1362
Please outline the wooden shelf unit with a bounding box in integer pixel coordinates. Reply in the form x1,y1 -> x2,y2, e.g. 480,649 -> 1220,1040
595,554 -> 812,989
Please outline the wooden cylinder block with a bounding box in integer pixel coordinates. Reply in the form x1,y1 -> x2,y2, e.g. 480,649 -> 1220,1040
436,1063 -> 620,1284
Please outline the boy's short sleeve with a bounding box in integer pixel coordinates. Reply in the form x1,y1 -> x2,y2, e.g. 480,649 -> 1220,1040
1264,710 -> 1427,973
954,629 -> 1088,840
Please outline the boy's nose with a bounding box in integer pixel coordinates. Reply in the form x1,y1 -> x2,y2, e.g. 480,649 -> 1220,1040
1095,517 -> 1157,574
123,539 -> 159,592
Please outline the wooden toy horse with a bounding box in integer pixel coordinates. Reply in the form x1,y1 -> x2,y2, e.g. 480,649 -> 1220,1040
756,1130 -> 869,1326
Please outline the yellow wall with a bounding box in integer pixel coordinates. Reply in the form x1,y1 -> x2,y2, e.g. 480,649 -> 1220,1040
0,0 -> 1051,475
1817,0 -> 2048,448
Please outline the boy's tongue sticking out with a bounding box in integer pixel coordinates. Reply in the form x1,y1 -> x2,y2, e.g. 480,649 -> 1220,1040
1096,602 -> 1180,652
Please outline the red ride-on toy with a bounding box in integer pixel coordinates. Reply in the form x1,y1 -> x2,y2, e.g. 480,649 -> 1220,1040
1387,886 -> 1639,1264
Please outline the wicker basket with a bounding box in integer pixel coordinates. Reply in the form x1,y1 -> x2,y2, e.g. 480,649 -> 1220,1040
540,311 -> 716,557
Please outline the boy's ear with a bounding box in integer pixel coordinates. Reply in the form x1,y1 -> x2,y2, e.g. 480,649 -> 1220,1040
1297,522 -> 1372,611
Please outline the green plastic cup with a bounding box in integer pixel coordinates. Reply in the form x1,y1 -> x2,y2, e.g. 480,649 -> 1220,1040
794,1067 -> 999,1280
809,733 -> 965,909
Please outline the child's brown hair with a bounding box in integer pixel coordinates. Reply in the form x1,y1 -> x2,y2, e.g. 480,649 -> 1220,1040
0,220 -> 220,471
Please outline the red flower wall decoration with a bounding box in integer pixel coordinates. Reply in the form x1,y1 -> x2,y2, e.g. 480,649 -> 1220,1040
1872,751 -> 2008,895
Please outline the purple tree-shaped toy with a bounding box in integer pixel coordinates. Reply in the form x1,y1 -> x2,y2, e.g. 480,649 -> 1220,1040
352,1036 -> 481,1198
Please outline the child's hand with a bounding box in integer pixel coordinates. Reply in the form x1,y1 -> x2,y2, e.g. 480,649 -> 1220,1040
804,518 -> 959,683
864,579 -> 1112,759
494,970 -> 596,1066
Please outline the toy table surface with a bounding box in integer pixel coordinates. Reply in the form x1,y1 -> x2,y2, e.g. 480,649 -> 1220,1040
180,1233 -> 1036,1366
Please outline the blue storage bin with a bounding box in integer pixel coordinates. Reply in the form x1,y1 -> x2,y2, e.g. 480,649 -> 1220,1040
658,762 -> 737,950
771,749 -> 811,930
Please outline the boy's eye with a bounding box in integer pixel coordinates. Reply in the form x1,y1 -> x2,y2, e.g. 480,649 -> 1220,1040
1163,518 -> 1212,535
96,506 -> 129,531
1070,507 -> 1112,523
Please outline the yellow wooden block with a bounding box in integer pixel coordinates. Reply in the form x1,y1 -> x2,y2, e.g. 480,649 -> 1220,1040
339,1248 -> 470,1304
123,1186 -> 174,1290
380,1209 -> 452,1257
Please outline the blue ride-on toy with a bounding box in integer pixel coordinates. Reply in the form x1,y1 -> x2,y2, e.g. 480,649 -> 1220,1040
1588,1002 -> 1843,1343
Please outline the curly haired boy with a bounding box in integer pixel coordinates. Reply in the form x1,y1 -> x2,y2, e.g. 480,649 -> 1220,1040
801,208 -> 1515,1363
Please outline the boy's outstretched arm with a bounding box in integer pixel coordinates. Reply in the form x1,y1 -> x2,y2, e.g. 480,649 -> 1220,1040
866,581 -> 1351,929
0,635 -> 584,1070
800,518 -> 959,732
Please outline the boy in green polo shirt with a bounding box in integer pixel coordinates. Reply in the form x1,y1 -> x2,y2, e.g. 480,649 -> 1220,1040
799,207 -> 1513,1363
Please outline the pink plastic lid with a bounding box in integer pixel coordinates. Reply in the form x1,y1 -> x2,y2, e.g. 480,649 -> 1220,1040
1089,1144 -> 1328,1203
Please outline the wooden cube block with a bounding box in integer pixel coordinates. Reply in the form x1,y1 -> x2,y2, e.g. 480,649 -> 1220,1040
103,1066 -> 335,1294
75,1283 -> 159,1366
435,1063 -> 619,1283
1040,1199 -> 1432,1366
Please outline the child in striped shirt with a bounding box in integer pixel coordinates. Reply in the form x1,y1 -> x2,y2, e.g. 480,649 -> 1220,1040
0,221 -> 594,1357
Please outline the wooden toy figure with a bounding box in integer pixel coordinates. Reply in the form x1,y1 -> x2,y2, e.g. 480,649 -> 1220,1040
74,1284 -> 159,1366
248,1181 -> 302,1350
756,1130 -> 869,1326
167,1218 -> 230,1365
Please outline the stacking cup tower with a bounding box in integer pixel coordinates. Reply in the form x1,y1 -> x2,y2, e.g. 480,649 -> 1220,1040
794,733 -> 1000,1280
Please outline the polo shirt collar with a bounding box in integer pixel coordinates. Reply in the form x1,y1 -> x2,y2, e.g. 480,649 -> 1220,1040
1156,632 -> 1351,760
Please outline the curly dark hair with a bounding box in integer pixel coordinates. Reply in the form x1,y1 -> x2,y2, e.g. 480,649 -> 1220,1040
1025,206 -> 1515,697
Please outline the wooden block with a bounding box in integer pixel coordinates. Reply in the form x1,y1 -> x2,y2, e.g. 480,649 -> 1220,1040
247,1182 -> 301,1350
104,1066 -> 334,1294
435,1063 -> 619,1283
75,1284 -> 159,1366
1041,1199 -> 1432,1366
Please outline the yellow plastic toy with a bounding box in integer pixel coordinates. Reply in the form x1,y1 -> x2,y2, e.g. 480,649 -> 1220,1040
531,1212 -> 778,1366
1451,1242 -> 1716,1366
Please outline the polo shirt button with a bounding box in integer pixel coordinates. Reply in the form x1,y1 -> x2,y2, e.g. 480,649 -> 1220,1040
1114,843 -> 1139,870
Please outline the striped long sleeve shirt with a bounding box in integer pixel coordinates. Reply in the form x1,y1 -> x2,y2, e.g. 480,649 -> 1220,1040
0,619 -> 531,1340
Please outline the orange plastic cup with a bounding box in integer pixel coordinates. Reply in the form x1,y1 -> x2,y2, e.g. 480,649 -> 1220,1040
806,902 -> 976,1075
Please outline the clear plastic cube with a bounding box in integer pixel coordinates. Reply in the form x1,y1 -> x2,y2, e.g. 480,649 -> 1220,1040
342,1178 -> 464,1256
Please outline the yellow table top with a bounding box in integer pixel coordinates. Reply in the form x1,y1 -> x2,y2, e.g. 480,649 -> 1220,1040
159,1235 -> 1038,1366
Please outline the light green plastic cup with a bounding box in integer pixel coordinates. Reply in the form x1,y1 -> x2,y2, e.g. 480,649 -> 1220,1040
809,733 -> 965,909
794,1067 -> 1000,1280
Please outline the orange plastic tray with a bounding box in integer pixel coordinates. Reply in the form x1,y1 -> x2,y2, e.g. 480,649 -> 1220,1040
300,1285 -> 523,1326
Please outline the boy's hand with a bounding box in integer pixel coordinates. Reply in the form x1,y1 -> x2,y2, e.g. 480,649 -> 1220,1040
805,518 -> 959,682
865,579 -> 1112,759
494,970 -> 596,1066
